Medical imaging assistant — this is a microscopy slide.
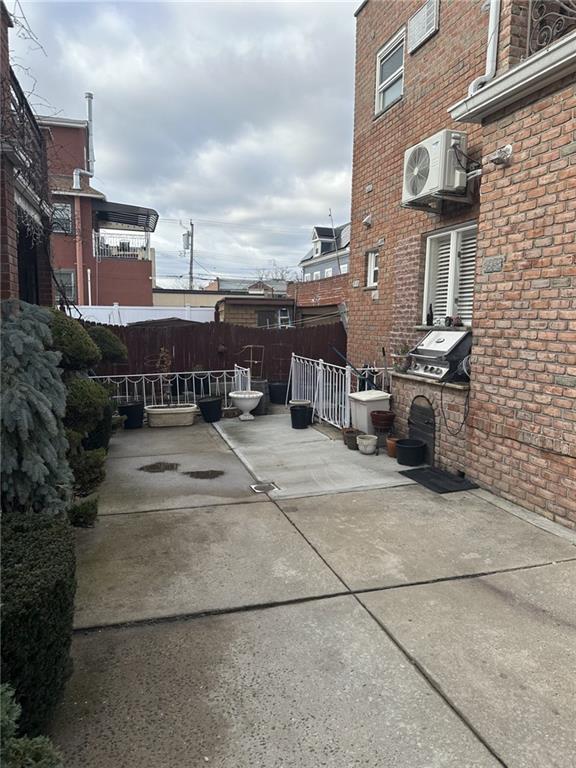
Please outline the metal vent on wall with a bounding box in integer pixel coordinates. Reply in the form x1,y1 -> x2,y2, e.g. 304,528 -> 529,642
407,0 -> 440,53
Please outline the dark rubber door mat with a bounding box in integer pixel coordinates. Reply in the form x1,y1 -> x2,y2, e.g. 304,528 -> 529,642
399,467 -> 478,494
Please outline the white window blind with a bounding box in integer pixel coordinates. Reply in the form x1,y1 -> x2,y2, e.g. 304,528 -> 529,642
455,229 -> 477,325
424,226 -> 477,325
431,235 -> 451,321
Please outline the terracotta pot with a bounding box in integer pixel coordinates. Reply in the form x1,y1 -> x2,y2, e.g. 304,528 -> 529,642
386,436 -> 399,458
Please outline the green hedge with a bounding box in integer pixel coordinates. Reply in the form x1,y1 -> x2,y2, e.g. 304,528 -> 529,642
83,401 -> 113,451
87,325 -> 128,364
50,311 -> 101,371
69,448 -> 106,497
1,514 -> 76,735
64,377 -> 109,435
67,495 -> 98,528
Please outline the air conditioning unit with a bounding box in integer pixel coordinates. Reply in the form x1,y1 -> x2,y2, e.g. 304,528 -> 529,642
402,129 -> 468,206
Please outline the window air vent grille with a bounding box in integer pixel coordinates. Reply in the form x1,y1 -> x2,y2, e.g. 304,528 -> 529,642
407,0 -> 439,53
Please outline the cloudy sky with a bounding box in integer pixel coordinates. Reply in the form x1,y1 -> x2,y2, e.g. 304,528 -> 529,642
11,0 -> 357,286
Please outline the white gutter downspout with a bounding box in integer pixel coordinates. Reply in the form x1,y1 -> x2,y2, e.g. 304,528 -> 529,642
72,92 -> 95,189
468,0 -> 501,95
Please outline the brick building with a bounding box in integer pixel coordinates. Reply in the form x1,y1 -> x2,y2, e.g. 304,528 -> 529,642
38,96 -> 159,307
0,2 -> 53,305
215,296 -> 295,327
349,0 -> 576,525
287,274 -> 349,325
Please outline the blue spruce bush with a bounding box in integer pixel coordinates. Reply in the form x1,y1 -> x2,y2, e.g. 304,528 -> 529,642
1,300 -> 72,515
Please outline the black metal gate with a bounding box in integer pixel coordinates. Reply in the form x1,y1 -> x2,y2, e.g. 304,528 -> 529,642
408,396 -> 435,465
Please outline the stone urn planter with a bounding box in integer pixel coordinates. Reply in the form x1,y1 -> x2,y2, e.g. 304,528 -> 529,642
229,390 -> 263,420
357,434 -> 378,455
145,404 -> 199,428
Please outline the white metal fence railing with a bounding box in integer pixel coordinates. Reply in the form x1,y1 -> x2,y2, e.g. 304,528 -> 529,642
288,354 -> 388,429
90,365 -> 251,409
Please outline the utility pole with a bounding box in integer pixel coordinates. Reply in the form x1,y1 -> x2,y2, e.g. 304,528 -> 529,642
188,220 -> 194,290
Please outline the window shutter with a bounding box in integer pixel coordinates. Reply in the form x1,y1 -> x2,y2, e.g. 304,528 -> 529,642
407,0 -> 439,53
455,230 -> 477,324
432,235 -> 451,320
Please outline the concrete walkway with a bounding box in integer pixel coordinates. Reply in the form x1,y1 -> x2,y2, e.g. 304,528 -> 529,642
51,417 -> 576,767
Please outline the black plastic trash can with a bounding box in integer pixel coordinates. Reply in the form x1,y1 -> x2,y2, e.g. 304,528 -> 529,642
118,401 -> 144,430
198,396 -> 222,423
290,405 -> 309,430
396,439 -> 426,466
269,381 -> 290,404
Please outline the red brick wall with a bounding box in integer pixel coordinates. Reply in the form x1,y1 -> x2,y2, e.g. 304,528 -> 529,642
0,4 -> 18,300
45,124 -> 87,176
287,274 -> 348,307
391,374 -> 469,474
348,0 -> 487,367
467,80 -> 576,528
350,0 -> 576,524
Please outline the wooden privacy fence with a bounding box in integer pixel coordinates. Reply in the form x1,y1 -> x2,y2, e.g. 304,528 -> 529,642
94,321 -> 347,380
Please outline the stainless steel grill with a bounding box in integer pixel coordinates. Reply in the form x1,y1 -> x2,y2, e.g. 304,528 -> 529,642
408,329 -> 471,382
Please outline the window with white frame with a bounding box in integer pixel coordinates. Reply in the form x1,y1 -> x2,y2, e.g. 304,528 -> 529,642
313,271 -> 321,281
55,269 -> 76,302
366,250 -> 379,287
52,202 -> 73,234
304,273 -> 311,282
324,267 -> 333,278
423,225 -> 477,326
375,30 -> 404,115
340,262 -> 349,274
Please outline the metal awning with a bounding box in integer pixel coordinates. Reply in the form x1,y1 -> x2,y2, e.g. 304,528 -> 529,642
92,200 -> 159,232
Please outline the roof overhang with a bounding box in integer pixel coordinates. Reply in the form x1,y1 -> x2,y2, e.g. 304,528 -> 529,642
93,200 -> 159,232
449,31 -> 576,124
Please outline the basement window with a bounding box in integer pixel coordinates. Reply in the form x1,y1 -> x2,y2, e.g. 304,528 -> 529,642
423,225 -> 477,326
375,30 -> 405,115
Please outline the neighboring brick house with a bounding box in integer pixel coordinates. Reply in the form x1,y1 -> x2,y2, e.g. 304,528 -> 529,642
300,223 -> 351,281
349,0 -> 576,525
38,96 -> 159,307
0,2 -> 53,305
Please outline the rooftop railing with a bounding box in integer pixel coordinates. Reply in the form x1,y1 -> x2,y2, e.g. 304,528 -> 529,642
94,232 -> 151,261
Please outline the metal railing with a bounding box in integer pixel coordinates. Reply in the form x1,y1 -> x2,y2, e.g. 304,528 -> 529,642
90,366 -> 251,408
94,232 -> 151,261
289,354 -> 388,429
527,0 -> 576,55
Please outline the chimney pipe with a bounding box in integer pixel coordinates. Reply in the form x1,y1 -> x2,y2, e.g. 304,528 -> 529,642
72,92 -> 95,189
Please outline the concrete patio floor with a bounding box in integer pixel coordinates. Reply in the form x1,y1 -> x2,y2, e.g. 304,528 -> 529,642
51,415 -> 576,767
215,413 -> 415,498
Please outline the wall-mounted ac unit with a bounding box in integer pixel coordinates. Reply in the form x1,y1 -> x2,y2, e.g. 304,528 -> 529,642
402,129 -> 468,207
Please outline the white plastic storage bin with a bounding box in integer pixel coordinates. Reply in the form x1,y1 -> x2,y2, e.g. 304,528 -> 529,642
348,390 -> 391,435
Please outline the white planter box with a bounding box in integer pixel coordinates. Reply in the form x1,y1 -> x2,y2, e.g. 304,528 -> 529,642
145,405 -> 199,428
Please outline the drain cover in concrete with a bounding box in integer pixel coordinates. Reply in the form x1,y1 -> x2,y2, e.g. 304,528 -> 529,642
250,482 -> 278,493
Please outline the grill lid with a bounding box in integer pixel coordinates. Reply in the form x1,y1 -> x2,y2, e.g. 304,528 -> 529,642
412,329 -> 469,356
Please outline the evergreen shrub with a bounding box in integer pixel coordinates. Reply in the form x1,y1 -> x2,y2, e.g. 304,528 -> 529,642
67,495 -> 98,527
1,685 -> 63,768
83,401 -> 114,451
49,310 -> 101,371
64,377 -> 109,435
87,325 -> 128,363
1,301 -> 72,515
69,448 -> 106,496
1,515 -> 76,735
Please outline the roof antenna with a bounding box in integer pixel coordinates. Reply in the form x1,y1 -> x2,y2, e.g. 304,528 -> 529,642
328,208 -> 342,274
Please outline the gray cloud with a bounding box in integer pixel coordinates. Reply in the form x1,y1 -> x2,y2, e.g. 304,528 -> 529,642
14,1 -> 356,284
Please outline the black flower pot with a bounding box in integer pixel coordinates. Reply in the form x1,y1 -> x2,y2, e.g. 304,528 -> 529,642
118,400 -> 144,430
198,396 -> 222,423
